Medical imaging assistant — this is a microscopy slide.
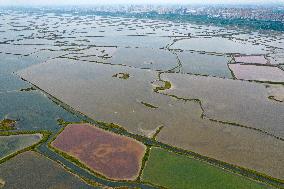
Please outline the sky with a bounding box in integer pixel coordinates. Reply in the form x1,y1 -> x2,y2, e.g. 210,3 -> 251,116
0,0 -> 284,5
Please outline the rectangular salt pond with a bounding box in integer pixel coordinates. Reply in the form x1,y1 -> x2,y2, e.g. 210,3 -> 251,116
229,64 -> 284,83
234,55 -> 268,64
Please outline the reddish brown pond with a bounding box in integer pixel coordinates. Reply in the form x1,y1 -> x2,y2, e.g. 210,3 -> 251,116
52,123 -> 146,181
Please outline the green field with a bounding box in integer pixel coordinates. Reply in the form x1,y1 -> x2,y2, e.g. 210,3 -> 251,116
142,148 -> 272,189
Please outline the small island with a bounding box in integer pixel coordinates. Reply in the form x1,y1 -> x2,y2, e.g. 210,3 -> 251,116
0,119 -> 16,131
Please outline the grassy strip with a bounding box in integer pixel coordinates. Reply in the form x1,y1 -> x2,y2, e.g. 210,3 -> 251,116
95,121 -> 128,133
136,145 -> 151,182
151,126 -> 164,140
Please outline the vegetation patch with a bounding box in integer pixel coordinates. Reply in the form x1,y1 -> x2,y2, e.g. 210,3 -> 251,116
0,119 -> 16,131
112,73 -> 130,80
96,121 -> 128,132
153,80 -> 171,92
56,118 -> 81,127
20,87 -> 36,92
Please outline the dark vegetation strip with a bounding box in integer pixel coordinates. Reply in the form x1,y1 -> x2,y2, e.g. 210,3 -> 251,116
168,51 -> 183,73
20,86 -> 36,92
151,126 -> 164,140
140,101 -> 158,109
227,63 -> 237,79
238,79 -> 284,85
137,145 -> 151,182
208,117 -> 284,141
268,96 -> 283,103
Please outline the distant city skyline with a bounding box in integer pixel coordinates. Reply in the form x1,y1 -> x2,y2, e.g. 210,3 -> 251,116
0,0 -> 284,5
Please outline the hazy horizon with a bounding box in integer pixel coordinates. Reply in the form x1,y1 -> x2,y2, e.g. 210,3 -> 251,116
0,0 -> 284,6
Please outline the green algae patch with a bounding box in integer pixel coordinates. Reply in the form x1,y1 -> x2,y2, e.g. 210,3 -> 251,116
141,148 -> 272,189
153,80 -> 171,92
112,73 -> 130,80
163,81 -> 172,90
0,119 -> 16,131
57,118 -> 68,126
